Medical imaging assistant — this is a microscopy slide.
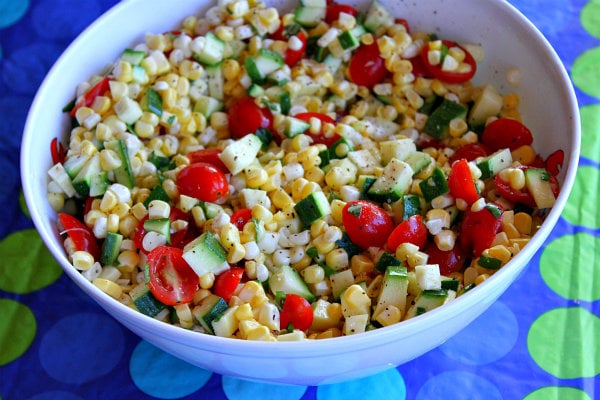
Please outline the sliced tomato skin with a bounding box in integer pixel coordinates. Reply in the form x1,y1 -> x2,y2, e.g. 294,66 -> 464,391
494,166 -> 560,208
387,215 -> 428,252
342,200 -> 394,250
230,208 -> 253,231
293,112 -> 340,147
70,77 -> 111,117
187,148 -> 228,172
280,293 -> 314,331
284,31 -> 307,66
450,143 -> 490,163
348,43 -> 388,88
58,213 -> 101,261
325,3 -> 358,23
459,205 -> 504,258
481,118 -> 533,151
213,267 -> 244,303
177,162 -> 229,202
448,158 -> 479,205
421,40 -> 477,84
146,245 -> 198,306
544,149 -> 564,176
228,96 -> 273,139
424,242 -> 466,276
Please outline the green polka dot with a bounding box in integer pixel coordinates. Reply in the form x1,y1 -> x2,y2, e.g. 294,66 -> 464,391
572,47 -> 600,98
19,190 -> 30,218
0,229 -> 62,294
581,0 -> 600,38
540,233 -> 600,301
579,105 -> 600,162
528,307 -> 600,379
562,166 -> 600,229
0,299 -> 37,366
524,386 -> 591,400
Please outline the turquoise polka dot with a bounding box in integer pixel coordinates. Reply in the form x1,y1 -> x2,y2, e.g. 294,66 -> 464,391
39,313 -> 125,384
0,0 -> 30,29
222,376 -> 307,400
316,368 -> 406,400
439,301 -> 518,365
416,371 -> 502,400
27,391 -> 84,400
32,0 -> 101,40
129,340 -> 212,399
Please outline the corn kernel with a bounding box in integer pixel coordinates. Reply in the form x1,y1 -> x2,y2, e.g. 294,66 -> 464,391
511,145 -> 536,165
93,277 -> 123,299
514,212 -> 533,235
72,251 -> 95,271
199,272 -> 215,289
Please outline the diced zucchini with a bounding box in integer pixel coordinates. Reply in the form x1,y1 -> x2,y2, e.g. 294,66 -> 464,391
192,294 -> 229,334
374,251 -> 402,273
182,231 -> 229,277
218,133 -> 262,175
363,0 -> 394,33
404,152 -> 433,176
441,278 -> 460,291
100,231 -> 123,266
328,137 -> 354,159
89,171 -> 109,197
419,166 -> 449,202
140,87 -> 163,116
477,255 -> 502,269
47,162 -> 77,198
194,95 -> 223,118
398,194 -> 424,220
71,153 -> 102,197
468,84 -> 503,128
245,49 -> 284,84
348,149 -> 379,175
192,32 -> 225,65
476,148 -> 512,180
294,6 -> 326,27
367,158 -> 414,203
114,96 -> 143,124
62,153 -> 91,179
211,305 -> 239,338
322,53 -> 343,75
205,62 -> 224,100
268,265 -> 316,302
379,138 -> 417,165
329,268 -> 355,300
524,168 -> 557,208
104,139 -> 135,188
405,289 -> 456,319
283,116 -> 310,138
423,99 -> 467,139
144,218 -> 171,244
247,83 -> 265,97
373,265 -> 409,320
294,191 -> 331,227
121,48 -> 146,65
130,284 -> 167,317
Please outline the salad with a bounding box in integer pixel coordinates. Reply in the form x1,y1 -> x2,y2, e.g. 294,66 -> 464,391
47,0 -> 564,341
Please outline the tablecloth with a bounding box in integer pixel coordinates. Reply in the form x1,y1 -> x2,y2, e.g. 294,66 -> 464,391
1,0 -> 599,399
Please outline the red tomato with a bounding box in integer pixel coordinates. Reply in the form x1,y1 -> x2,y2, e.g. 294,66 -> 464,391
57,213 -> 101,261
448,158 -> 479,205
459,204 -> 503,258
213,267 -> 244,303
421,40 -> 477,84
494,166 -> 560,208
545,149 -> 564,176
177,162 -> 229,202
450,143 -> 490,163
395,18 -> 410,32
228,96 -> 273,139
230,208 -> 253,231
481,118 -> 533,151
70,77 -> 110,117
325,3 -> 358,23
280,293 -> 314,331
425,242 -> 466,276
146,246 -> 198,305
187,148 -> 228,172
409,55 -> 431,79
348,43 -> 388,88
342,200 -> 394,249
387,215 -> 428,252
293,112 -> 341,147
284,31 -> 307,66
50,137 -> 66,165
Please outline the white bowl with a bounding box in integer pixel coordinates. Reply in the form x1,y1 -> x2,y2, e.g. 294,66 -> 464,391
21,0 -> 579,385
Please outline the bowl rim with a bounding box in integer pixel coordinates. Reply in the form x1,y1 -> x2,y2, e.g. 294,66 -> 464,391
20,0 -> 581,358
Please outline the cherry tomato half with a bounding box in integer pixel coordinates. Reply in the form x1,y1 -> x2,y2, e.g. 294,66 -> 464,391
146,245 -> 198,305
545,149 -> 565,177
348,43 -> 388,88
57,213 -> 101,261
494,166 -> 560,208
280,293 -> 314,331
228,96 -> 273,139
70,77 -> 111,117
481,118 -> 533,151
293,112 -> 341,147
325,3 -> 358,24
342,200 -> 394,249
421,40 -> 477,84
230,208 -> 253,231
387,214 -> 428,252
50,137 -> 66,165
213,267 -> 245,303
284,31 -> 307,66
459,204 -> 503,258
448,158 -> 479,205
187,148 -> 228,173
449,142 -> 490,163
177,162 -> 229,202
425,241 -> 466,276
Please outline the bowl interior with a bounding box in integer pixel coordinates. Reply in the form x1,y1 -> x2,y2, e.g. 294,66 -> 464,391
20,0 -> 580,385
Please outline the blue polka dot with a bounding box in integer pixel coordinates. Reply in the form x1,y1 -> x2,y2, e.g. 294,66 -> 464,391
0,0 -> 30,29
27,391 -> 84,400
1,43 -> 63,95
38,313 -> 125,384
0,96 -> 32,150
129,340 -> 212,399
316,368 -> 406,400
416,371 -> 502,400
32,0 -> 102,40
439,301 -> 519,365
222,376 -> 307,400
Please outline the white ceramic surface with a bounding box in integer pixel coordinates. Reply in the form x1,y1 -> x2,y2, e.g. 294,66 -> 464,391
21,0 -> 580,385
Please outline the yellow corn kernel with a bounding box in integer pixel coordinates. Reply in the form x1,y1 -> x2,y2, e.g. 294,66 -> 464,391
491,231 -> 510,247
484,245 -> 512,264
511,145 -> 536,165
302,264 -> 325,284
148,200 -> 170,219
406,251 -> 429,269
240,320 -> 276,341
514,212 -> 532,235
71,251 -> 95,271
106,213 -> 120,233
434,230 -> 456,251
449,118 -> 468,137
191,205 -> 206,227
222,59 -> 241,80
79,139 -> 99,158
251,204 -> 273,224
394,242 -> 419,262
475,273 -> 490,285
99,190 -> 118,213
145,33 -> 168,51
503,92 -> 520,109
118,215 -> 138,238
375,305 -> 401,327
91,96 -> 111,115
503,222 -> 521,239
178,59 -> 204,80
430,79 -> 447,96
325,248 -> 349,271
245,167 -> 269,188
84,209 -> 106,227
312,234 -> 336,255
93,278 -> 123,299
99,149 -> 122,171
341,284 -> 371,318
114,60 -> 133,82
199,272 -> 215,290
117,250 -> 140,272
227,242 -> 246,264
350,254 -> 375,276
235,303 -> 254,321
174,304 -> 194,329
